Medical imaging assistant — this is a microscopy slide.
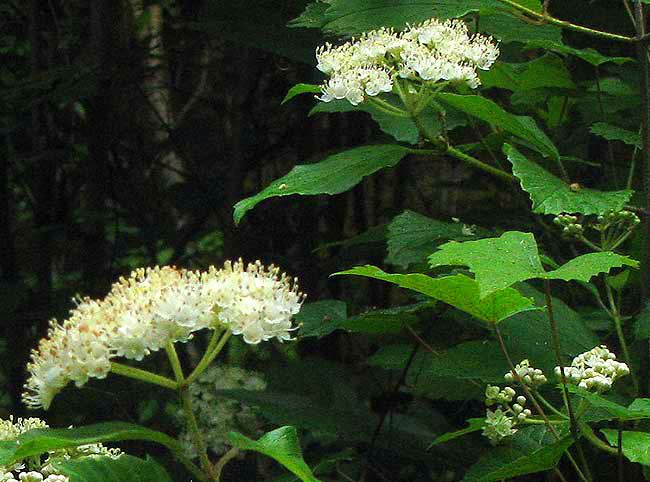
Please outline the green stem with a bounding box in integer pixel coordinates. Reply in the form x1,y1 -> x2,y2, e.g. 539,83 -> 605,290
213,447 -> 240,481
181,384 -> 218,480
495,0 -> 635,42
366,96 -> 410,117
577,235 -> 603,252
166,342 -> 186,384
604,283 -> 638,394
185,330 -> 233,386
110,362 -> 178,390
579,421 -> 618,455
532,390 -> 569,419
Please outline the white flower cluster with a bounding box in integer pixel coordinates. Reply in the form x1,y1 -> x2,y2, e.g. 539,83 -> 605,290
176,366 -> 266,458
504,359 -> 547,388
315,18 -> 499,105
555,345 -> 629,392
0,416 -> 120,482
23,261 -> 304,410
483,385 -> 531,445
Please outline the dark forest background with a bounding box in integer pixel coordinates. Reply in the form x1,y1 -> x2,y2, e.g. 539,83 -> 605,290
0,1 -> 640,480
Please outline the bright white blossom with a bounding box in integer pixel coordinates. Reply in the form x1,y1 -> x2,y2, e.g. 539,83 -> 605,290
555,345 -> 629,392
483,408 -> 517,445
0,416 -> 120,481
504,359 -> 547,388
176,365 -> 266,458
483,385 -> 532,445
23,261 -> 304,409
315,18 -> 499,105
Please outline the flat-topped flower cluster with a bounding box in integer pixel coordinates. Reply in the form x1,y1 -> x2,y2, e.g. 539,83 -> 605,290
555,345 -> 629,392
316,18 -> 499,105
23,260 -> 304,410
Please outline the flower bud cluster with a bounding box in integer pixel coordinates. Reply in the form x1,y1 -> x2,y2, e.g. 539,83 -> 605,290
596,210 -> 640,230
176,365 -> 266,458
555,345 -> 629,392
23,260 -> 305,410
0,416 -> 120,482
315,18 -> 499,105
504,359 -> 547,388
553,214 -> 583,237
483,385 -> 531,445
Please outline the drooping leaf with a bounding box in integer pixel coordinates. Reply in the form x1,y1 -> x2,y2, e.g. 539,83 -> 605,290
0,423 -> 183,468
437,94 -> 559,161
463,427 -> 572,482
233,144 -> 410,223
480,54 -> 575,92
506,144 -> 633,215
333,266 -> 538,323
282,83 -> 321,104
386,210 -> 482,268
227,427 -> 320,482
601,430 -> 650,466
429,418 -> 485,447
53,455 -> 172,482
590,122 -> 642,149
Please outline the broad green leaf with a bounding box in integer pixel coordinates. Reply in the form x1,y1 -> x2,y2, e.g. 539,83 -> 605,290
601,430 -> 650,466
590,122 -> 641,149
437,94 -> 559,161
568,386 -> 650,421
310,97 -> 466,144
480,55 -> 575,92
295,300 -> 347,338
282,83 -> 321,104
463,427 -> 572,482
506,144 -> 633,215
369,340 -> 508,383
429,418 -> 485,447
428,231 -> 637,298
233,144 -> 410,223
479,11 -> 562,43
53,455 -> 172,482
333,266 -> 538,323
227,427 -> 320,482
526,40 -> 633,66
341,302 -> 430,334
386,210 -> 481,268
0,423 -> 183,468
288,2 -> 329,29
314,222 -> 388,251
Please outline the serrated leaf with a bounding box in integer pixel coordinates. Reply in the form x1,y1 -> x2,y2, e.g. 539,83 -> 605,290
0,423 -> 183,468
463,428 -> 572,482
282,83 -> 321,104
437,94 -> 559,161
233,144 -> 410,223
386,210 -> 479,268
428,231 -> 637,298
227,427 -> 320,482
506,144 -> 633,215
480,54 -> 575,92
429,418 -> 485,447
601,430 -> 650,466
53,455 -> 172,482
590,122 -> 641,149
333,266 -> 538,323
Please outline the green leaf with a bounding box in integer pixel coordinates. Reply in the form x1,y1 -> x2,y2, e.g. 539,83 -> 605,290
601,430 -> 650,466
480,54 -> 575,92
590,122 -> 642,149
333,266 -> 538,323
288,2 -> 329,29
635,302 -> 650,341
341,302 -> 430,334
227,427 -> 321,482
429,418 -> 485,447
0,423 -> 183,468
233,144 -> 410,223
479,11 -> 562,43
568,386 -> 650,421
386,210 -> 480,268
526,40 -> 633,66
437,94 -> 559,161
53,455 -> 172,482
506,144 -> 633,215
295,300 -> 347,338
282,83 -> 321,104
428,231 -> 637,298
463,428 -> 573,481
369,340 -> 508,383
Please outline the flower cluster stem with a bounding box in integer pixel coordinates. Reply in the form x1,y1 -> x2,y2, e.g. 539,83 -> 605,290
181,384 -> 219,481
185,330 -> 233,386
110,362 -> 178,390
